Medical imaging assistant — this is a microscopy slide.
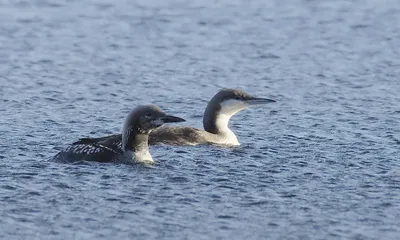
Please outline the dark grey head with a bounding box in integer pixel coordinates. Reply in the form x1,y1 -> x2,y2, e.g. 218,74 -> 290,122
203,89 -> 276,134
122,105 -> 185,150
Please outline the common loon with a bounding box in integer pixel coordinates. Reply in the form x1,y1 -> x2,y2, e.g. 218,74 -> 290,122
52,105 -> 185,163
74,89 -> 275,147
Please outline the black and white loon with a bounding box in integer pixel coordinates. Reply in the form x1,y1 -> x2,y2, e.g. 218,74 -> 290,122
74,89 -> 275,148
52,105 -> 185,163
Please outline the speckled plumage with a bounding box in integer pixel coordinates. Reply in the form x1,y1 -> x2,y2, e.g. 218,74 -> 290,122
53,134 -> 123,162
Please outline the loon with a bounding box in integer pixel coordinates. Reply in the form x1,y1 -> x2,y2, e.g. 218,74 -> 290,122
75,89 -> 275,147
149,88 -> 276,145
52,105 -> 185,163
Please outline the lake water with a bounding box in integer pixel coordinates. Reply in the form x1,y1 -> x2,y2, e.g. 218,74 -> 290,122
1,0 -> 399,239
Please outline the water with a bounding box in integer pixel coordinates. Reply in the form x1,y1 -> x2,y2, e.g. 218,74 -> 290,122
1,0 -> 399,239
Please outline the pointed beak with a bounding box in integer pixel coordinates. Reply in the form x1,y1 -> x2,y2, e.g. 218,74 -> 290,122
159,115 -> 186,123
246,97 -> 276,105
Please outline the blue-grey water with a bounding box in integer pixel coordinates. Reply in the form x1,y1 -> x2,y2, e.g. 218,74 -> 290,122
1,0 -> 400,239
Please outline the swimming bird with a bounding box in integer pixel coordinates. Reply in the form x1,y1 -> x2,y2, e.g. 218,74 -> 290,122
149,88 -> 276,146
74,89 -> 275,148
52,105 -> 185,163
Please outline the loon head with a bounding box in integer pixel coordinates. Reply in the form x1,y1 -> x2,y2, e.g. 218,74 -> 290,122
203,89 -> 276,135
122,105 -> 185,151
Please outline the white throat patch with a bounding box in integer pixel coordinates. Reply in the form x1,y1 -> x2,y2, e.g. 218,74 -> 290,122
213,99 -> 248,145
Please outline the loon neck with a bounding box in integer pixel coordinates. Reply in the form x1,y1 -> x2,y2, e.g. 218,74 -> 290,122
203,112 -> 239,145
122,129 -> 153,163
133,137 -> 153,163
203,98 -> 250,145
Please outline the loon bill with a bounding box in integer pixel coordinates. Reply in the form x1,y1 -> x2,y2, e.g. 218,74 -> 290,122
52,105 -> 185,163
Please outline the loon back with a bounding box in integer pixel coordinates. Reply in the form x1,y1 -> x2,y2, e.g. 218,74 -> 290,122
73,134 -> 121,148
53,135 -> 124,163
66,127 -> 210,148
149,126 -> 209,146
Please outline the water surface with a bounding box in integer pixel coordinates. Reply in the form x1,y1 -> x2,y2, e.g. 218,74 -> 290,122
1,0 -> 399,239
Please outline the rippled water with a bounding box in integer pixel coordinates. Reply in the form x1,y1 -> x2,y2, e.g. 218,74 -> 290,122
1,0 -> 400,239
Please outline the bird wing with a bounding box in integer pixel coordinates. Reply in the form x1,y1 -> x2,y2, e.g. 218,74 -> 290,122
72,134 -> 123,153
